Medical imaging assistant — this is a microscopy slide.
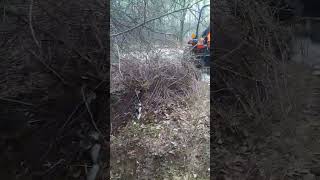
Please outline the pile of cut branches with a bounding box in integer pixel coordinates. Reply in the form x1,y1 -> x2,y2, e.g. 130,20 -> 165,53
111,55 -> 199,133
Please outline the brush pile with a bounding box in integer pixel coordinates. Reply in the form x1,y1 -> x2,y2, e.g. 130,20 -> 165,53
111,54 -> 200,132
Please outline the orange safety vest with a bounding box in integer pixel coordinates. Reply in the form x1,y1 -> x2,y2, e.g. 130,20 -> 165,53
207,32 -> 211,48
197,38 -> 205,49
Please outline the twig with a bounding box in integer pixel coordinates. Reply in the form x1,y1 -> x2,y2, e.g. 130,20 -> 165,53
143,26 -> 178,37
115,43 -> 123,78
57,75 -> 107,137
42,102 -> 85,161
81,85 -> 102,135
9,6 -> 95,65
167,73 -> 189,87
0,97 -> 34,106
298,16 -> 320,21
212,88 -> 233,93
135,89 -> 142,104
2,0 -> 6,22
215,41 -> 246,61
58,101 -> 84,136
92,18 -> 104,51
143,0 -> 147,23
28,49 -> 67,85
214,62 -> 263,82
115,7 -> 178,37
28,0 -> 41,50
39,159 -> 65,176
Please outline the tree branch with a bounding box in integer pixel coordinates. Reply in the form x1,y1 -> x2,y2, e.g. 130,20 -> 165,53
29,0 -> 41,50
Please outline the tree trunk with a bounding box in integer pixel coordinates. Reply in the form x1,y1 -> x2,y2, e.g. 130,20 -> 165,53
179,9 -> 187,46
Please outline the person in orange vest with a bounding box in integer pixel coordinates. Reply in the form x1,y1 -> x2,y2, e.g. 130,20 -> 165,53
206,31 -> 210,48
202,27 -> 210,48
201,27 -> 210,67
197,27 -> 210,49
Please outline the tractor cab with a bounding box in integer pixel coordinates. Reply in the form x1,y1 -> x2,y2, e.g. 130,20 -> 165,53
187,5 -> 210,67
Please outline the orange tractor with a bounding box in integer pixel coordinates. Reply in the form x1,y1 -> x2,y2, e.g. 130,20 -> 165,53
186,5 -> 210,68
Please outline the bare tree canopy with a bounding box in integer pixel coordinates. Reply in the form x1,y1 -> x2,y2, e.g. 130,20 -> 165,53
110,0 -> 210,53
